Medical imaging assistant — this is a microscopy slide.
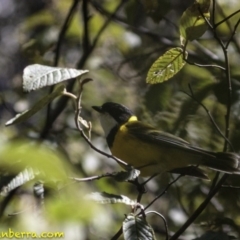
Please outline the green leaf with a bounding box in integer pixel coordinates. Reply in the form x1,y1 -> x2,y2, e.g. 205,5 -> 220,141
45,183 -> 100,223
123,214 -> 156,240
5,84 -> 65,126
86,192 -> 136,206
146,47 -> 187,84
0,140 -> 70,182
180,0 -> 210,45
23,64 -> 89,92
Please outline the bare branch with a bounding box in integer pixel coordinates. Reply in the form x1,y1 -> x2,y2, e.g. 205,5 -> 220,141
185,84 -> 234,151
146,211 -> 169,240
215,9 -> 240,28
144,175 -> 182,211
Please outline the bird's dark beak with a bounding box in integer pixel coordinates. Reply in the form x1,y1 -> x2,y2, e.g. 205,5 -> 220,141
92,106 -> 103,113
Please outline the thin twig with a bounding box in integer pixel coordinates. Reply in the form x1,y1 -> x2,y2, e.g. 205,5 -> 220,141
146,211 -> 169,240
144,175 -> 182,211
82,0 -> 90,50
62,89 -> 77,100
90,0 -> 127,53
54,0 -> 80,66
170,174 -> 228,240
42,0 -> 80,138
111,226 -> 123,240
221,184 -> 240,189
226,18 -> 240,49
215,9 -> 240,28
74,79 -> 128,167
141,173 -> 159,186
185,84 -> 234,151
185,59 -> 225,70
173,182 -> 189,217
210,172 -> 220,192
212,0 -> 216,26
198,6 -> 233,151
40,0 -> 126,139
216,3 -> 240,56
70,173 -> 114,182
171,2 -> 235,238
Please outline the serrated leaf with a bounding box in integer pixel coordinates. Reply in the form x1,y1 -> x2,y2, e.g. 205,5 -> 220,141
113,169 -> 140,182
180,0 -> 210,44
5,84 -> 65,126
146,47 -> 187,84
123,214 -> 156,240
23,64 -> 89,92
86,192 -> 136,206
33,181 -> 44,199
0,168 -> 35,196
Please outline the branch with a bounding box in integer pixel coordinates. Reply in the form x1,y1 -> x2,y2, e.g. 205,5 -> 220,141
199,2 -> 232,152
215,9 -> 240,28
226,18 -> 240,49
171,3 -> 236,238
170,174 -> 228,240
144,175 -> 182,211
185,84 -> 234,151
54,0 -> 80,66
82,0 -> 90,51
184,59 -> 225,70
40,0 -> 126,139
70,172 -> 117,182
74,79 -> 129,168
146,211 -> 169,240
41,0 -> 80,139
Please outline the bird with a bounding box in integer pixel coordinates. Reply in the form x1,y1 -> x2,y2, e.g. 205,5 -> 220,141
92,102 -> 240,178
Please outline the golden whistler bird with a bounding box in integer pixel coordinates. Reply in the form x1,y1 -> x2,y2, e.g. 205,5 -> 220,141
92,102 -> 240,178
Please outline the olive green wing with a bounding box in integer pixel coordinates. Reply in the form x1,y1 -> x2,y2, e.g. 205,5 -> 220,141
126,121 -> 213,158
126,121 -> 240,175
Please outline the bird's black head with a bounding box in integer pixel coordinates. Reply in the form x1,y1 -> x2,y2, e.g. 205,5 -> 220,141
92,102 -> 134,124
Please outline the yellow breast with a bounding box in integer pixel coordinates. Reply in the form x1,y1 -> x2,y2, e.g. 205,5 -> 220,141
110,122 -> 200,176
111,126 -> 172,176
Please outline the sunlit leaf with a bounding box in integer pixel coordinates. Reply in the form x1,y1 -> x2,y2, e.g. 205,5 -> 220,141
86,192 -> 136,206
23,64 -> 89,92
5,85 -> 65,126
180,0 -> 210,45
123,214 -> 156,240
146,47 -> 187,84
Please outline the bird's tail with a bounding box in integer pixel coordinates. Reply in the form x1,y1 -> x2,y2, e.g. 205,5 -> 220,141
203,152 -> 240,174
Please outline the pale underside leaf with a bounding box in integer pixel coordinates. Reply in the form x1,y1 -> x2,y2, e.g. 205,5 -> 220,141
113,169 -> 141,182
23,64 -> 89,92
146,47 -> 187,84
86,192 -> 136,206
0,168 -> 36,196
5,84 -> 65,126
123,214 -> 156,240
